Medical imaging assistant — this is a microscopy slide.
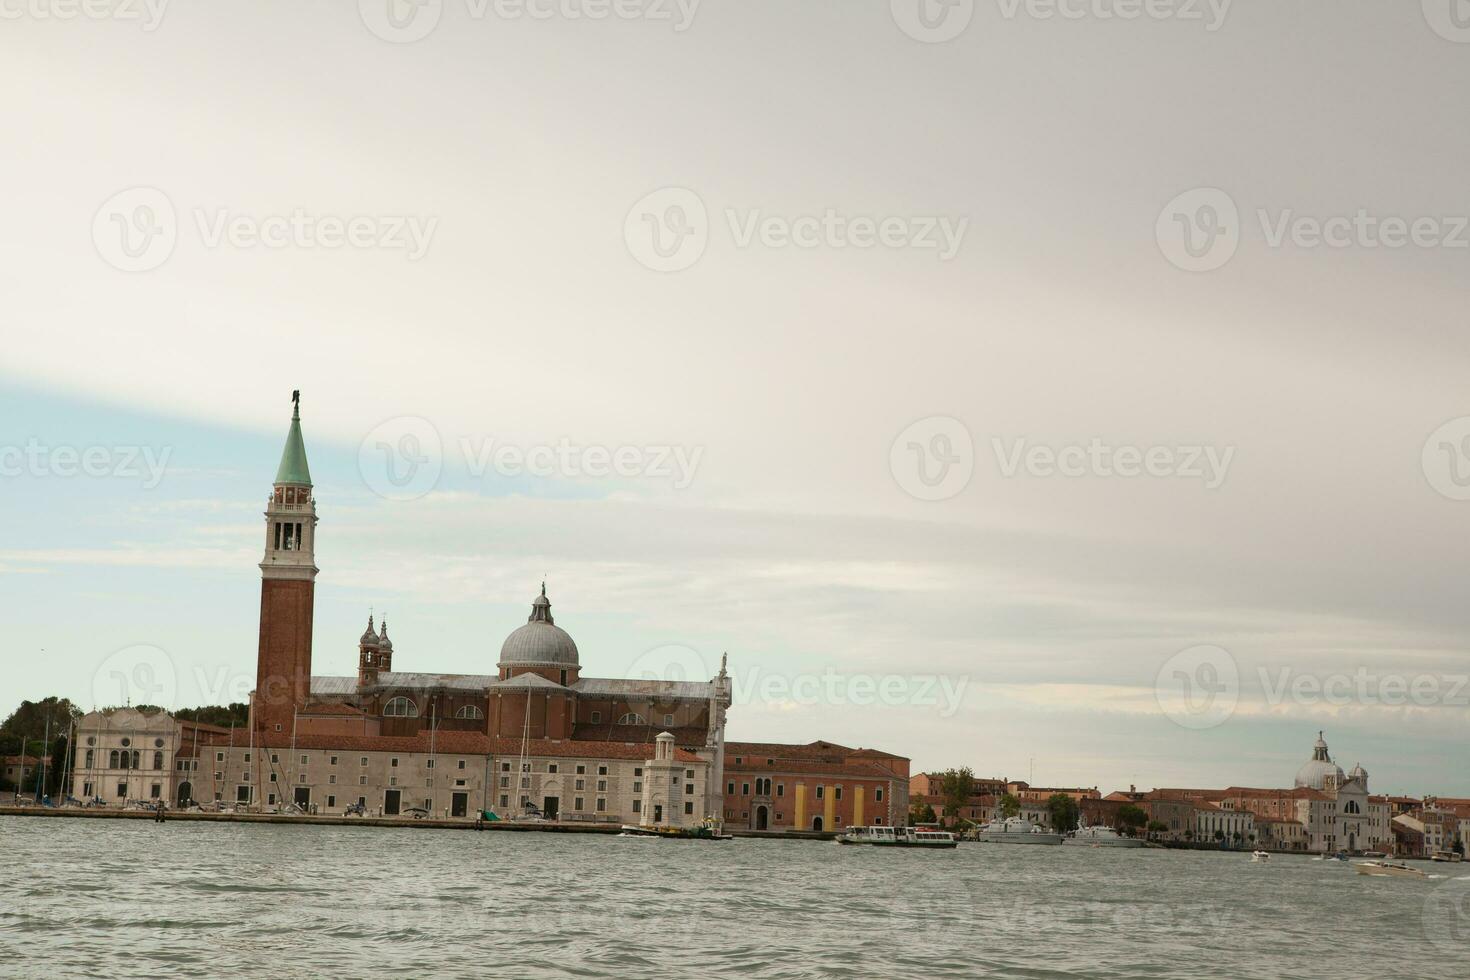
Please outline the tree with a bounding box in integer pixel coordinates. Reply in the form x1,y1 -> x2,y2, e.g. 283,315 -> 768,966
999,793 -> 1021,819
1,698 -> 81,750
1046,793 -> 1080,834
1145,820 -> 1168,841
939,768 -> 976,824
1184,829 -> 1195,842
909,801 -> 937,824
175,704 -> 250,728
1117,804 -> 1147,837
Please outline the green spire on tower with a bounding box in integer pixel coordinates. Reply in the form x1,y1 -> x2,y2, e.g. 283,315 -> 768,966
274,390 -> 312,486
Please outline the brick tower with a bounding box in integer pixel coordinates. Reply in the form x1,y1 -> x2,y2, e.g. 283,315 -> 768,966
253,391 -> 318,735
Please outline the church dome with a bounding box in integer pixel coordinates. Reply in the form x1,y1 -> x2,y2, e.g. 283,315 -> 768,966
498,585 -> 579,668
360,615 -> 380,647
1294,731 -> 1345,790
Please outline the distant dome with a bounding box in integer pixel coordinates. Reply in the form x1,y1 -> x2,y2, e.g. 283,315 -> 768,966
378,619 -> 393,653
1294,731 -> 1345,790
498,585 -> 579,669
360,615 -> 380,647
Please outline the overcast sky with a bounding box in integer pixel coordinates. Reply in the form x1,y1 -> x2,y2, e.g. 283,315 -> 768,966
2,2 -> 1467,795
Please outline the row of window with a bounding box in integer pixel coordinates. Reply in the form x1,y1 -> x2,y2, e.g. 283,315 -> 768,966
727,781 -> 882,803
87,750 -> 165,771
379,698 -> 684,727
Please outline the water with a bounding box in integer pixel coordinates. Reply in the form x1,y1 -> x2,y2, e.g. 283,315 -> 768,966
2,818 -> 1466,978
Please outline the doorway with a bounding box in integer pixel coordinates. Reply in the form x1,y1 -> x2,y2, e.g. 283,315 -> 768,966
755,806 -> 769,830
294,787 -> 311,809
812,816 -> 824,832
384,789 -> 402,816
452,793 -> 469,818
176,782 -> 192,808
542,796 -> 559,820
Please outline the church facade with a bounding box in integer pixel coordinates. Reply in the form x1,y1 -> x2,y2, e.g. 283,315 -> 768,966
176,396 -> 731,824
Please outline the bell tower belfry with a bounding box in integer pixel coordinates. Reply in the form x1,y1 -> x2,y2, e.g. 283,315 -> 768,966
253,391 -> 318,735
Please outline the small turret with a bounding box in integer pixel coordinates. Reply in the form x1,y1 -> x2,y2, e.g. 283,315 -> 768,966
358,614 -> 382,689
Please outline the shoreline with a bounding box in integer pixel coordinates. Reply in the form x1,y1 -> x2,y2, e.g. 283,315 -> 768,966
0,806 -> 836,840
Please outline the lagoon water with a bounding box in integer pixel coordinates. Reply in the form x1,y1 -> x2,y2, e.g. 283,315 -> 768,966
1,818 -> 1466,978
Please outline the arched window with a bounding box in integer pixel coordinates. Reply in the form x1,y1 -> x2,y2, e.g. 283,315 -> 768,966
616,713 -> 646,726
455,705 -> 484,720
154,752 -> 164,771
383,697 -> 419,718
131,751 -> 141,770
109,750 -> 120,769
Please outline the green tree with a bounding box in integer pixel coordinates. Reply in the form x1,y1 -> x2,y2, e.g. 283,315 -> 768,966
999,793 -> 1021,819
174,704 -> 250,728
1046,793 -> 1080,834
1,698 -> 81,748
1145,820 -> 1168,841
939,768 -> 976,824
909,801 -> 937,824
1116,804 -> 1147,836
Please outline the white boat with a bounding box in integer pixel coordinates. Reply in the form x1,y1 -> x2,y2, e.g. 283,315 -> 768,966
1251,850 -> 1270,863
836,825 -> 957,849
976,817 -> 1063,845
1354,860 -> 1428,879
1430,851 -> 1462,863
1063,825 -> 1143,848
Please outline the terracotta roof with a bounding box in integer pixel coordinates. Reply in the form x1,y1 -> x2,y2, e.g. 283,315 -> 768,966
570,724 -> 707,747
3,755 -> 39,766
725,758 -> 899,779
299,701 -> 368,717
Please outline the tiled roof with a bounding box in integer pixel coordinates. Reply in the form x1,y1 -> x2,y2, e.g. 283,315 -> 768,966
300,701 -> 368,717
725,757 -> 899,779
195,728 -> 705,763
3,755 -> 39,766
571,724 -> 707,747
572,678 -> 720,700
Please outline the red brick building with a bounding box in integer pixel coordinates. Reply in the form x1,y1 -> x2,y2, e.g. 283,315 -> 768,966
723,741 -> 909,832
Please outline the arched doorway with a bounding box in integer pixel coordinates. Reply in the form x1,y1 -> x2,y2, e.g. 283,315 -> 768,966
176,782 -> 192,808
755,806 -> 768,830
812,816 -> 823,832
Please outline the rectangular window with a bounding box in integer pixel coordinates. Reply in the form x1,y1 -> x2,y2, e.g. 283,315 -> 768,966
548,764 -> 558,774
575,779 -> 584,791
574,797 -> 584,811
359,776 -> 367,785
500,795 -> 509,808
501,762 -> 511,772
391,758 -> 399,768
596,798 -> 606,812
244,753 -> 251,763
271,755 -> 279,764
742,783 -> 750,796
329,775 -> 336,785
458,760 -> 467,770
663,714 -> 674,726
427,760 -> 435,769
269,773 -> 277,783
330,757 -> 338,766
685,783 -> 694,795
598,766 -> 607,776
835,786 -> 842,801
389,777 -> 398,787
576,765 -> 586,775
590,712 -> 600,724
816,786 -> 824,800
327,796 -> 336,808
685,769 -> 694,779
216,752 -> 225,763
214,771 -> 222,781
876,789 -> 883,802
500,777 -> 509,788
685,802 -> 694,815
634,767 -> 643,777
117,783 -> 127,798
633,782 -> 643,793
282,523 -> 294,550
361,757 -> 368,767
597,780 -> 607,792
633,799 -> 642,813
777,784 -> 784,797
727,782 -> 735,795
274,522 -> 282,550
299,774 -> 307,784
150,785 -> 161,799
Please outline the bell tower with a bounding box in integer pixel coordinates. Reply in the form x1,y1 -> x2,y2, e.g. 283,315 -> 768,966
253,391 -> 318,735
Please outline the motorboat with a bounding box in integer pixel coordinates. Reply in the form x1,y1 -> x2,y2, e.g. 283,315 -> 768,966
837,825 -> 957,849
976,817 -> 1063,845
619,817 -> 733,841
1430,851 -> 1463,863
1251,850 -> 1271,862
1063,825 -> 1144,848
1354,860 -> 1428,879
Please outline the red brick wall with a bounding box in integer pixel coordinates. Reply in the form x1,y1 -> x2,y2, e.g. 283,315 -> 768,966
255,578 -> 314,735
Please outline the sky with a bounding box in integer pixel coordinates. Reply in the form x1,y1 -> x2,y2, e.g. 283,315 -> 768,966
2,2 -> 1468,796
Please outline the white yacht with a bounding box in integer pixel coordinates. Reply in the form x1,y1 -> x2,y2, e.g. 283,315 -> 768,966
1354,860 -> 1428,879
1062,825 -> 1144,848
976,817 -> 1063,845
1251,850 -> 1271,863
837,825 -> 957,849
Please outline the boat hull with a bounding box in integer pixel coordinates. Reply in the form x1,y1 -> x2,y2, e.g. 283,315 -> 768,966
1354,862 -> 1427,879
977,833 -> 1063,845
838,838 -> 957,849
1061,838 -> 1143,848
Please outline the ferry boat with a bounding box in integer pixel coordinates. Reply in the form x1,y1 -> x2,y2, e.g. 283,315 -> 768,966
1354,860 -> 1428,879
1062,825 -> 1144,848
976,817 -> 1062,845
618,817 -> 733,841
1430,851 -> 1463,863
836,825 -> 957,848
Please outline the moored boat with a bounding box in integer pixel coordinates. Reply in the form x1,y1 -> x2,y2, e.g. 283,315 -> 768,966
619,817 -> 732,840
976,817 -> 1062,845
1354,860 -> 1428,879
836,825 -> 958,849
1430,851 -> 1462,863
1062,825 -> 1143,848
